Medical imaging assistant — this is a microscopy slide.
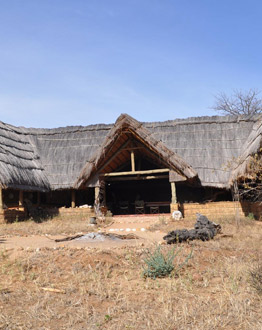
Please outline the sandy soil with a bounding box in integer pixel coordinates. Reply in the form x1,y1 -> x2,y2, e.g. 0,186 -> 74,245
0,231 -> 164,250
0,215 -> 170,256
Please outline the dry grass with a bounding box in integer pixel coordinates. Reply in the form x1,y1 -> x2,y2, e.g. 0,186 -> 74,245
0,219 -> 262,329
0,214 -> 98,236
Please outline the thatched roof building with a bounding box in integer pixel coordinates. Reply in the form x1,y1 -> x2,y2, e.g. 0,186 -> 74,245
0,113 -> 261,194
76,114 -> 197,188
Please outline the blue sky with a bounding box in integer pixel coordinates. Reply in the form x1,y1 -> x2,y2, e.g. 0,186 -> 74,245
0,0 -> 261,128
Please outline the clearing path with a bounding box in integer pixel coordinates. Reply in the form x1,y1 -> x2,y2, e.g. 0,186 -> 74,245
0,215 -> 172,256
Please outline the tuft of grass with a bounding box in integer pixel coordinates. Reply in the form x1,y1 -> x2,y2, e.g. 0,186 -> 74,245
142,245 -> 193,279
249,263 -> 262,295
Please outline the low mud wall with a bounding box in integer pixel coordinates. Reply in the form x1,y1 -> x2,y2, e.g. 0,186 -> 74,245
0,206 -> 94,224
176,201 -> 251,220
46,207 -> 95,220
0,208 -> 26,223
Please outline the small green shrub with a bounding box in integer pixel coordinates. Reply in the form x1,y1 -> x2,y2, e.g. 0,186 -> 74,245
249,263 -> 262,295
247,213 -> 255,220
142,245 -> 193,279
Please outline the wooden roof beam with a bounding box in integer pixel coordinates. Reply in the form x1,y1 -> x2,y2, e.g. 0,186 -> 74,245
98,139 -> 131,173
103,168 -> 169,177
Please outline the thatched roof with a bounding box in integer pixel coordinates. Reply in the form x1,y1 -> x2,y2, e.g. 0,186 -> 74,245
230,115 -> 262,181
76,114 -> 197,188
0,113 -> 261,191
145,114 -> 261,188
0,121 -> 49,191
25,123 -> 112,190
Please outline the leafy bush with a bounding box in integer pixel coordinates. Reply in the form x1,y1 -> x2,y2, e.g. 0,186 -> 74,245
142,245 -> 193,279
249,263 -> 262,295
247,213 -> 255,220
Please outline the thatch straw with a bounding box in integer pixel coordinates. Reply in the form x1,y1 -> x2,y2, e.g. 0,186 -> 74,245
1,113 -> 260,191
25,123 -> 112,190
0,122 -> 49,191
230,115 -> 262,181
75,114 -> 197,188
145,114 -> 260,188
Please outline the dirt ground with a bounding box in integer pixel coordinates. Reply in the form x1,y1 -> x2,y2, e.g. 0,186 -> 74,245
0,231 -> 164,256
0,215 -> 170,256
0,216 -> 262,329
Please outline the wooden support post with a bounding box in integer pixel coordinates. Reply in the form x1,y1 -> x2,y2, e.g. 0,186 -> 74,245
0,188 -> 3,210
71,190 -> 76,208
37,192 -> 41,206
171,182 -> 177,204
131,151 -> 135,172
19,190 -> 24,208
101,180 -> 106,205
95,186 -> 99,201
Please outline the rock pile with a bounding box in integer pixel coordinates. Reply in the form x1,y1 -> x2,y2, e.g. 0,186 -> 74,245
163,213 -> 221,244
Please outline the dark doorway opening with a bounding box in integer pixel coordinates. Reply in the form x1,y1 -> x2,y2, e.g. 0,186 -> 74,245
105,178 -> 171,215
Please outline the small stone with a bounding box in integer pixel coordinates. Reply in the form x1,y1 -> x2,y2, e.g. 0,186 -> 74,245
172,210 -> 183,220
